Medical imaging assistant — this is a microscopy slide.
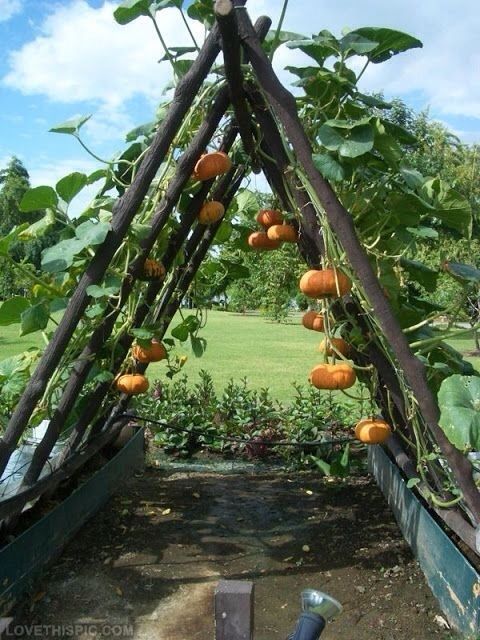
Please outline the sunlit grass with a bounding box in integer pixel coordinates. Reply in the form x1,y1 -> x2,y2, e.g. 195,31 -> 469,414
1,310 -> 478,401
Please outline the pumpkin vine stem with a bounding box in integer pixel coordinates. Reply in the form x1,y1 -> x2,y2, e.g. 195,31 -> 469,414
268,0 -> 290,62
178,7 -> 199,51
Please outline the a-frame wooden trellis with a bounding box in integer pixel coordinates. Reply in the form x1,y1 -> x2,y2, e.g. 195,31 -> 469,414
0,0 -> 479,555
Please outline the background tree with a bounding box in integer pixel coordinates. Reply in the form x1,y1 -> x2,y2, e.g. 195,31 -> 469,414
0,157 -> 62,298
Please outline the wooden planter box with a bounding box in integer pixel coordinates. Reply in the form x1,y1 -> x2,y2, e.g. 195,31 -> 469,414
0,428 -> 145,614
369,445 -> 480,638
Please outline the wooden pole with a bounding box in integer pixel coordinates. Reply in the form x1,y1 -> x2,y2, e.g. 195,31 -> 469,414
12,17 -> 271,489
0,24 -> 227,477
215,0 -> 259,172
13,85 -> 233,495
237,10 -> 480,522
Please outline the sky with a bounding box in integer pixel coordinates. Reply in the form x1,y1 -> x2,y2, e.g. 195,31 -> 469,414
1,0 -> 480,215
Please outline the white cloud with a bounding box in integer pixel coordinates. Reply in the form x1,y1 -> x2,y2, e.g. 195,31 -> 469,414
0,0 -> 22,23
3,0 -> 202,108
249,0 -> 480,125
3,0 -> 480,150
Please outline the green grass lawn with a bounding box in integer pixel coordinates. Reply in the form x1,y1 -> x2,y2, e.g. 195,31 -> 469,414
1,310 -> 479,400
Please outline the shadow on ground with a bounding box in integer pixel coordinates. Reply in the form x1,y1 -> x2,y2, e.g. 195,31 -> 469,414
12,470 -> 455,639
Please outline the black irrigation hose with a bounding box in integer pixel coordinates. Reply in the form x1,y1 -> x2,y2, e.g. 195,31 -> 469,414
123,412 -> 354,450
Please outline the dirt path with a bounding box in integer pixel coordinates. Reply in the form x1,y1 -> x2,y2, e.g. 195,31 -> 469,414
13,469 -> 455,639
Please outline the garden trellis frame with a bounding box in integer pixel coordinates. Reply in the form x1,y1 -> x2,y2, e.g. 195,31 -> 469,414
0,0 -> 479,555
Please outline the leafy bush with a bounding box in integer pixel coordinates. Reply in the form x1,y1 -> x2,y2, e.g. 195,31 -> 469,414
132,370 -> 362,473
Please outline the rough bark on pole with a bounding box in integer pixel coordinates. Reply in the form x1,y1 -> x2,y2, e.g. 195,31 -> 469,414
11,85 -> 233,498
237,10 -> 480,522
0,24 -> 229,478
8,167 -> 240,528
91,168 -> 247,441
215,0 -> 259,172
11,17 -> 272,502
215,580 -> 254,640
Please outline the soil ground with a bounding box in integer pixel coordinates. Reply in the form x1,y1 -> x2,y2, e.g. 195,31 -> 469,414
12,468 -> 456,640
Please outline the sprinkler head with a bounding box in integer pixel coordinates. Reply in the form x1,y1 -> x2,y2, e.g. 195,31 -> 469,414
301,589 -> 342,622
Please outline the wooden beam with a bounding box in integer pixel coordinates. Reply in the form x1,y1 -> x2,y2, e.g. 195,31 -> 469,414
0,23 -> 226,478
215,0 -> 260,172
237,10 -> 480,522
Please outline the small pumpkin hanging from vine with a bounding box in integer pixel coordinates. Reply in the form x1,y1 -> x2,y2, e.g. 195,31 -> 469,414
300,268 -> 351,298
140,259 -> 166,281
309,362 -> 356,390
302,310 -> 326,332
115,373 -> 149,395
256,209 -> 284,228
247,231 -> 281,251
319,337 -> 350,357
267,224 -> 297,243
198,201 -> 225,225
132,339 -> 167,363
193,151 -> 232,181
354,418 -> 392,444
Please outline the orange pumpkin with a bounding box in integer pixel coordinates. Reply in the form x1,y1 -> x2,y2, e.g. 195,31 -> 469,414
247,231 -> 281,251
141,259 -> 166,281
115,373 -> 149,395
256,209 -> 284,228
132,339 -> 167,363
198,200 -> 225,225
319,337 -> 350,357
193,151 -> 232,181
267,224 -> 297,243
299,268 -> 351,298
354,418 -> 392,444
309,363 -> 356,390
302,310 -> 325,332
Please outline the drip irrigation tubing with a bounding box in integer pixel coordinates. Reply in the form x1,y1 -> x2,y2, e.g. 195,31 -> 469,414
123,412 -> 354,449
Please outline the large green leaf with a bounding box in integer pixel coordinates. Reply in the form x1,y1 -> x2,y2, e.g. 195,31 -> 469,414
19,186 -> 58,212
312,153 -> 345,181
20,302 -> 50,336
75,220 -> 111,246
0,224 -> 29,257
340,32 -> 378,56
438,375 -> 480,451
444,262 -> 480,284
125,121 -> 156,142
56,172 -> 88,204
113,0 -> 152,24
434,187 -> 472,236
190,335 -> 207,357
264,30 -> 305,56
49,114 -> 91,135
400,257 -> 439,292
213,221 -> 232,244
19,210 -> 56,239
287,31 -> 339,65
187,0 -> 214,27
0,297 -> 30,326
41,237 -> 85,272
318,122 -> 374,158
348,27 -> 422,63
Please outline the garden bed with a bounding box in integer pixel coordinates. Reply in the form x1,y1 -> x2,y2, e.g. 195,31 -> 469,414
10,465 -> 456,639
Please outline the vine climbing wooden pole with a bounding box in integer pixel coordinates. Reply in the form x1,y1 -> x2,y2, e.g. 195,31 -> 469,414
0,16 -> 272,518
0,21 -> 233,478
215,0 -> 259,171
235,8 -> 480,522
